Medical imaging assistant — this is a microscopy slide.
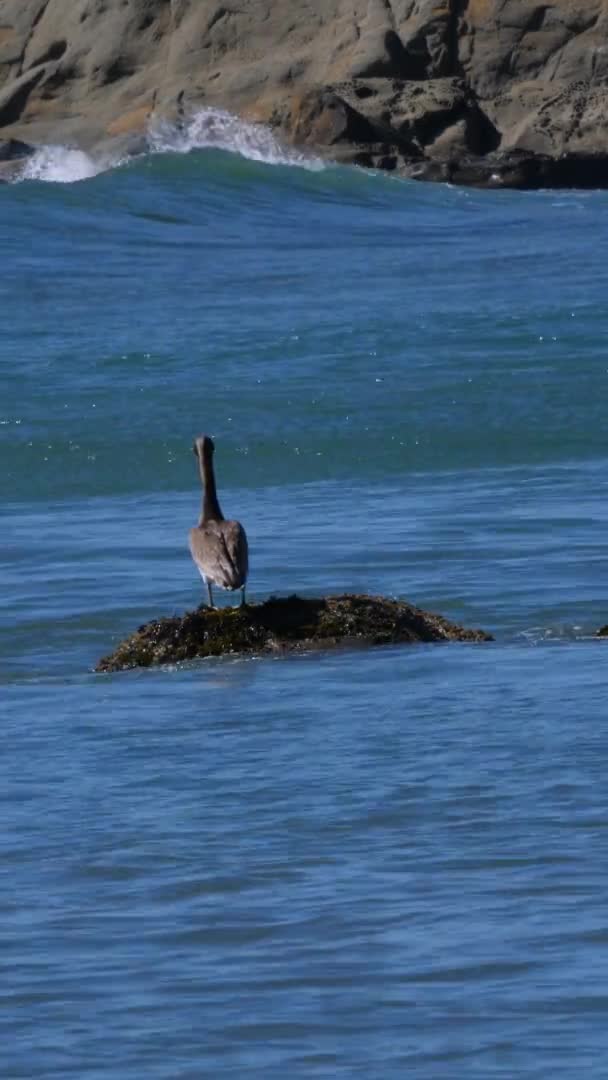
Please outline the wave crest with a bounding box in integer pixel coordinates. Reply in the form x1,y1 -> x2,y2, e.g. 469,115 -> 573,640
13,108 -> 323,184
149,108 -> 323,171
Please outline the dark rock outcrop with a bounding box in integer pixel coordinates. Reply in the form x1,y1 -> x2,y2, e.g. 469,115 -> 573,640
0,135 -> 35,180
2,1 -> 608,187
0,136 -> 34,160
96,593 -> 492,672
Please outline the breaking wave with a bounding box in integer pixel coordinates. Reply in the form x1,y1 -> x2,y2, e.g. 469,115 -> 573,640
12,107 -> 323,184
148,108 -> 323,170
19,145 -> 103,184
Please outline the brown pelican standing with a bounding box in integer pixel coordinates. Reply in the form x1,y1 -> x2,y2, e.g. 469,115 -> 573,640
189,435 -> 249,608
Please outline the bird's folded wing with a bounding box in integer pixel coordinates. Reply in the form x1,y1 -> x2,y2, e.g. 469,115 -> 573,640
219,521 -> 249,588
189,521 -> 248,588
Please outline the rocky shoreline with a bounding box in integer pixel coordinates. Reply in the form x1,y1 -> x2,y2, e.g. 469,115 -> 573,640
96,594 -> 492,672
2,1 -> 608,189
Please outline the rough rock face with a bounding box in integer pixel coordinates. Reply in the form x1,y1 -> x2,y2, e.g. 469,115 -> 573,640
2,1 -> 608,187
96,593 -> 492,672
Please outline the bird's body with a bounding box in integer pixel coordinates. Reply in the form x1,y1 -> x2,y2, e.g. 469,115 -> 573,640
189,435 -> 248,607
189,518 -> 248,595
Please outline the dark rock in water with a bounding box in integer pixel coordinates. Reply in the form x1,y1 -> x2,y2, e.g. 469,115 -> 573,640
96,593 -> 492,673
0,138 -> 35,161
404,149 -> 608,191
596,625 -> 608,637
0,138 -> 35,181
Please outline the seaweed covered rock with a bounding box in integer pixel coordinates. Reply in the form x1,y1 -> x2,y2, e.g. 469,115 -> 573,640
96,593 -> 492,673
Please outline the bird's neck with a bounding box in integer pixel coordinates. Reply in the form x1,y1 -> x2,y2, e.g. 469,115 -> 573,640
199,453 -> 223,523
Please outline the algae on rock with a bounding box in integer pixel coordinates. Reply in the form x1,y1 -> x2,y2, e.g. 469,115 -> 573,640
96,593 -> 492,672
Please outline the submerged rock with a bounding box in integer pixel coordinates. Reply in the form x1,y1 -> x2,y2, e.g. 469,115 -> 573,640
96,593 -> 492,673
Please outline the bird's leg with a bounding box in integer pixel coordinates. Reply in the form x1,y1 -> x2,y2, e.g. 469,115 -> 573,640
240,586 -> 246,608
207,581 -> 215,608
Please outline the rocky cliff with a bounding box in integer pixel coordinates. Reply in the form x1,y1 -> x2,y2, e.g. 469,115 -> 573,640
2,0 -> 608,186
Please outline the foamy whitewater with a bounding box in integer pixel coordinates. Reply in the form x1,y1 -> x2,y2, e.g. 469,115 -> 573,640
21,144 -> 103,183
149,107 -> 323,168
16,107 -> 323,183
3,120 -> 608,1080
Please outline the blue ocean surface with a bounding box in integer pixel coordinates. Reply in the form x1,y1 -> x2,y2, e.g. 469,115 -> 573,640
2,116 -> 608,1077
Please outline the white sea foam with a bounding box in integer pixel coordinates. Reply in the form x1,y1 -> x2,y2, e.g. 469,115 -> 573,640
148,107 -> 324,170
14,107 -> 323,184
20,145 -> 103,183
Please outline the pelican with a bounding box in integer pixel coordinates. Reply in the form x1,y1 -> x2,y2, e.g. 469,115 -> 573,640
188,434 -> 249,608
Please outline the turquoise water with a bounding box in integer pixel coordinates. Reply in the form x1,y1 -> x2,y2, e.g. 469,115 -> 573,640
3,131 -> 608,1076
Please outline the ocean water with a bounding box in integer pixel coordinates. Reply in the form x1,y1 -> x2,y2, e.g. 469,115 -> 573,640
3,113 -> 608,1077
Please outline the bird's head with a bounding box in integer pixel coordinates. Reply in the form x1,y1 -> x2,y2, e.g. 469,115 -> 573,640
193,434 -> 215,458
